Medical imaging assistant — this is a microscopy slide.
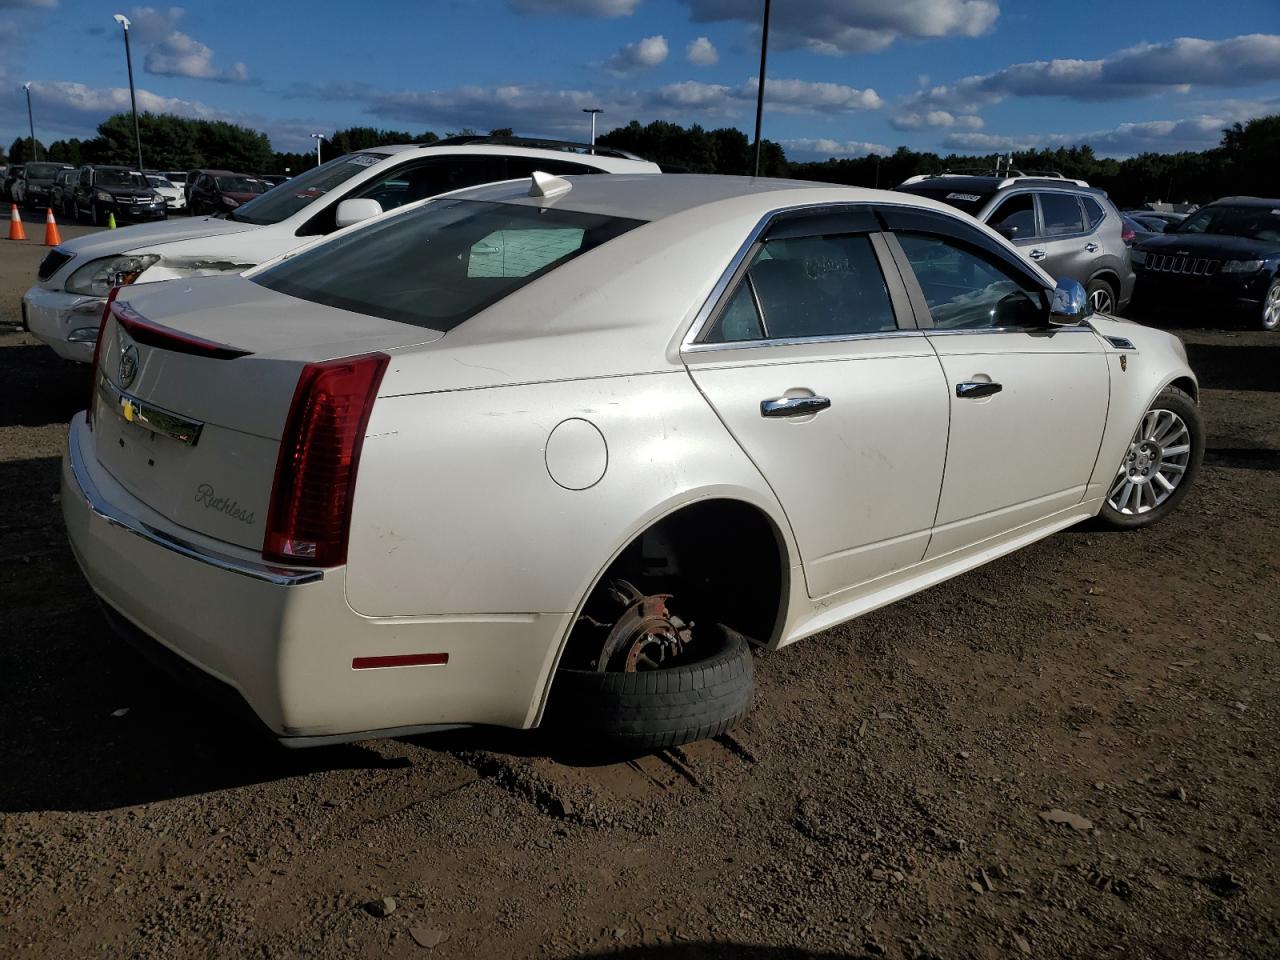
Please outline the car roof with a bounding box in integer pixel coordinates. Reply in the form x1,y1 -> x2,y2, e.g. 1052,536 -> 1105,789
355,142 -> 658,172
454,173 -> 934,223
1207,196 -> 1280,208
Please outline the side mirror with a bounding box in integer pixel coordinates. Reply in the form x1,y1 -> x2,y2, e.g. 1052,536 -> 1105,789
1049,278 -> 1091,324
995,223 -> 1019,240
334,198 -> 382,229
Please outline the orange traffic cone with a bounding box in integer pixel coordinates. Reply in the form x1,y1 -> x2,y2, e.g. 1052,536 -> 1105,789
7,204 -> 26,241
43,207 -> 62,246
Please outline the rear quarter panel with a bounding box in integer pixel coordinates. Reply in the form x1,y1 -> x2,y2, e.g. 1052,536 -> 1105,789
344,372 -> 796,619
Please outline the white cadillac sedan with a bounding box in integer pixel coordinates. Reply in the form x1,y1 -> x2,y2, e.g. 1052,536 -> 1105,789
62,173 -> 1203,750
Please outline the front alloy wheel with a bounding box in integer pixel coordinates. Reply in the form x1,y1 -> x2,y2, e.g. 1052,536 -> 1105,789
1099,385 -> 1203,529
1262,278 -> 1280,331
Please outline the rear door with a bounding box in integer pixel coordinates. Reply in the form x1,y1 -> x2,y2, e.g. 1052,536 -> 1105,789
683,207 -> 950,599
1031,192 -> 1094,284
880,205 -> 1109,558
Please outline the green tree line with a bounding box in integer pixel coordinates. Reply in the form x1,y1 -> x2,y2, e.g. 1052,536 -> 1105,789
4,112 -> 1276,207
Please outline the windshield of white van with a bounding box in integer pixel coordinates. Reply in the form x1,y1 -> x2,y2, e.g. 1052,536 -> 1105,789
228,153 -> 382,225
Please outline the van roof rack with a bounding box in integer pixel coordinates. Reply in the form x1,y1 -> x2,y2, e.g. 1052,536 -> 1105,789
899,170 -> 1090,189
429,135 -> 646,162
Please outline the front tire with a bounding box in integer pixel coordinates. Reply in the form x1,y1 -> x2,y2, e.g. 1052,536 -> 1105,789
1098,385 -> 1203,530
1087,277 -> 1117,315
1261,277 -> 1280,331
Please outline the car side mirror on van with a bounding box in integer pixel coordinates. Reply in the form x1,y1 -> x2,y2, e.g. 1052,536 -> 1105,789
335,198 -> 383,229
1049,278 -> 1090,325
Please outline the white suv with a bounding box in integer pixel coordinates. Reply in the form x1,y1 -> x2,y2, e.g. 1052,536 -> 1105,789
23,138 -> 660,362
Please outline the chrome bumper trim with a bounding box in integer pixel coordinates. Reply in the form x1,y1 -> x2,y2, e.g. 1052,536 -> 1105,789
68,424 -> 323,587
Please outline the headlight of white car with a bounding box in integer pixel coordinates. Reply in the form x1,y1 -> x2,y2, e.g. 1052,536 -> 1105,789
1221,259 -> 1264,273
64,253 -> 162,296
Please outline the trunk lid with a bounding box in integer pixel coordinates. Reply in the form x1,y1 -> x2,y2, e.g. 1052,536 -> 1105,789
91,276 -> 441,550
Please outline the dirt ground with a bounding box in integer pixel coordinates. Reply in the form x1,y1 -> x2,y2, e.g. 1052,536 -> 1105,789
1,225 -> 1277,960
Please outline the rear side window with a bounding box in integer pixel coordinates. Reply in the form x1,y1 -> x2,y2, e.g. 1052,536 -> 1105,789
1082,196 -> 1106,229
1040,193 -> 1085,236
703,233 -> 897,343
254,199 -> 643,331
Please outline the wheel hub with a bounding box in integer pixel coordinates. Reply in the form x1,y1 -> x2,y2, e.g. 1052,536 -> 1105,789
593,579 -> 693,673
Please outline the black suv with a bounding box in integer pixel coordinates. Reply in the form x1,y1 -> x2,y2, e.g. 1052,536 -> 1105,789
70,165 -> 167,225
1131,197 -> 1280,331
896,170 -> 1135,314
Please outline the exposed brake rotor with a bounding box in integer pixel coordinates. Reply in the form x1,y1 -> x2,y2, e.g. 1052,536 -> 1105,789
589,579 -> 693,673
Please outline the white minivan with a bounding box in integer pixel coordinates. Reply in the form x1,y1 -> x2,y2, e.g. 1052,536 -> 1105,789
23,137 -> 660,362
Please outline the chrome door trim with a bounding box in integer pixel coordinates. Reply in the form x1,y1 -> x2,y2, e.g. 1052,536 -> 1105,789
97,375 -> 205,447
68,429 -> 323,587
683,328 -> 928,354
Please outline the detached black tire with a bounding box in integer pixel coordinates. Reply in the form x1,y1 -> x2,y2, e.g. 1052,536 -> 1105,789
1098,385 -> 1203,530
545,623 -> 753,751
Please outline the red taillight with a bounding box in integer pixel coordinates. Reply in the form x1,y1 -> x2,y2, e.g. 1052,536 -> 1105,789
1121,224 -> 1136,244
86,286 -> 122,429
263,353 -> 390,567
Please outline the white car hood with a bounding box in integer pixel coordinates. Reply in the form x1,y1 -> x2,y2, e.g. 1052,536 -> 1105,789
58,215 -> 258,259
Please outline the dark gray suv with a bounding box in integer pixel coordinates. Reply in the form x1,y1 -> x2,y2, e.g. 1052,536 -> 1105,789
895,172 -> 1135,314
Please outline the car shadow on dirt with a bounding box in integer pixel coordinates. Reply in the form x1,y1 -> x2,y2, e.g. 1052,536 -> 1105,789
0,340 -> 89,428
1180,341 -> 1280,392
571,946 -> 868,959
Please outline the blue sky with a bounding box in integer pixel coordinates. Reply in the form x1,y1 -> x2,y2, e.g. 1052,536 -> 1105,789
3,0 -> 1279,160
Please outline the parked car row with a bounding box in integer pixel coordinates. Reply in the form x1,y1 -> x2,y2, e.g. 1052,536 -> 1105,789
58,170 -> 1204,750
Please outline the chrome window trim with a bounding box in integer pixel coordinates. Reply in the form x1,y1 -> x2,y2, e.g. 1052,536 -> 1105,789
684,328 -> 928,354
68,426 -> 323,587
924,324 -> 1095,337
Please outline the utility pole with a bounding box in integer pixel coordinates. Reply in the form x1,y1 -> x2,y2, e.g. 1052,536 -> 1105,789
113,14 -> 144,172
23,83 -> 39,161
582,108 -> 603,151
752,0 -> 772,177
311,133 -> 326,166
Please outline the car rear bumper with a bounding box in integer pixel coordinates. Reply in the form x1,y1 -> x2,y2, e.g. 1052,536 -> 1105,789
61,413 -> 569,743
23,286 -> 103,363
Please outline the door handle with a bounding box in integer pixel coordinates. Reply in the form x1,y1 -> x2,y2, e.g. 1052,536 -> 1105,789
1029,248 -> 1047,261
1085,241 -> 1099,253
760,395 -> 831,418
955,381 -> 1003,399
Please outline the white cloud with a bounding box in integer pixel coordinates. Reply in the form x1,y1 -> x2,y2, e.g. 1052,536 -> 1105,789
908,33 -> 1280,114
129,6 -> 249,83
605,34 -> 669,74
509,0 -> 641,14
783,138 -> 891,157
682,0 -> 998,54
890,109 -> 982,130
940,115 -> 1241,158
686,36 -> 718,66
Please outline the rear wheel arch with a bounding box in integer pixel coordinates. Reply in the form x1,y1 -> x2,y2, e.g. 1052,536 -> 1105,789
536,496 -> 792,720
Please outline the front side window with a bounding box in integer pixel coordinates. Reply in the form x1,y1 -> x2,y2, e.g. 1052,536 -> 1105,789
1039,193 -> 1085,237
704,233 -> 897,343
254,199 -> 643,331
987,193 -> 1036,237
896,232 -> 1044,330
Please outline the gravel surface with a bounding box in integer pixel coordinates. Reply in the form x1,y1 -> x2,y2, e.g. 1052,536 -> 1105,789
1,230 -> 1277,959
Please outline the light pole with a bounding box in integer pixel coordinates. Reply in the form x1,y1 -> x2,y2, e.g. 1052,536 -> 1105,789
113,14 -> 144,173
310,133 -> 326,167
752,0 -> 772,177
582,108 -> 602,151
22,82 -> 39,162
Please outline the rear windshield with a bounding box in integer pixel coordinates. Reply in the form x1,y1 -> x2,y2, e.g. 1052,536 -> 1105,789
230,153 -> 382,225
253,198 -> 644,331
895,184 -> 994,216
1176,205 -> 1280,242
26,163 -> 68,180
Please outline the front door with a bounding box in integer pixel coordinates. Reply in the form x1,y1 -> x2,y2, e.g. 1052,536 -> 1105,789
882,213 -> 1110,558
683,210 -> 951,599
